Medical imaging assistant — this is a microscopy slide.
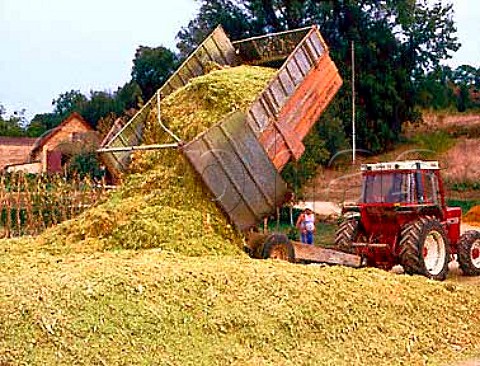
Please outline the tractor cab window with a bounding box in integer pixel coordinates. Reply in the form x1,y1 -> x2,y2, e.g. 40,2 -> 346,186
363,173 -> 406,203
416,171 -> 440,205
362,170 -> 440,205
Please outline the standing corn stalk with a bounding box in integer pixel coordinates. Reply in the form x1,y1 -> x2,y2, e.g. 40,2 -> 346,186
0,172 -> 108,238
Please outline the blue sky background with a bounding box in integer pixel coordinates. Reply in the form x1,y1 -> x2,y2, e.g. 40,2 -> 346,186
0,0 -> 478,121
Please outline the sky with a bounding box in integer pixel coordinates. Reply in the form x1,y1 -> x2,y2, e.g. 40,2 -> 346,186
0,0 -> 199,120
0,0 -> 478,122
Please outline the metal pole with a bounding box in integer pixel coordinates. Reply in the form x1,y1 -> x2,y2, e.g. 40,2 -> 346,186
157,91 -> 181,142
97,143 -> 179,153
351,40 -> 356,164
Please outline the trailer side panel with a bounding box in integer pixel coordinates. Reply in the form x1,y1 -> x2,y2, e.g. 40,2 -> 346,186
182,111 -> 287,230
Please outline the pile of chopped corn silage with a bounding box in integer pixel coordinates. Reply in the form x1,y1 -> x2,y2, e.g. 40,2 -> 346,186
2,65 -> 480,366
40,65 -> 276,255
2,242 -> 480,366
464,205 -> 480,226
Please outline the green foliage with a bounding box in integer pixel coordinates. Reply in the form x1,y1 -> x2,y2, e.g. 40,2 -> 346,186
26,113 -> 61,137
452,64 -> 480,85
176,0 -> 259,56
457,84 -> 471,112
52,90 -> 88,117
447,199 -> 480,215
415,64 -> 480,113
398,1 -> 460,72
282,110 -> 348,190
115,80 -> 142,111
412,130 -> 455,154
31,82 -> 142,132
131,46 -> 178,101
0,173 -> 106,237
281,130 -> 329,192
178,0 -> 460,153
67,151 -> 104,180
317,115 -> 349,157
0,106 -> 28,137
415,66 -> 456,110
449,181 -> 480,192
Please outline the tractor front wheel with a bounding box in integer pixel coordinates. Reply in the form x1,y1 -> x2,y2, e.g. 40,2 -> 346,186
457,230 -> 480,276
262,234 -> 295,262
399,217 -> 450,281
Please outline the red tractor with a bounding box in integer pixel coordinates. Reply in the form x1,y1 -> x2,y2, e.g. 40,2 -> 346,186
335,160 -> 480,280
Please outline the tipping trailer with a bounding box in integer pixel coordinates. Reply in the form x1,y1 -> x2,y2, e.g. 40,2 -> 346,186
98,25 -> 363,268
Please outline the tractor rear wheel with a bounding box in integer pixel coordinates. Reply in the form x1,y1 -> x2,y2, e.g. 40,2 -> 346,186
262,234 -> 295,262
399,217 -> 450,281
335,219 -> 359,253
457,230 -> 480,276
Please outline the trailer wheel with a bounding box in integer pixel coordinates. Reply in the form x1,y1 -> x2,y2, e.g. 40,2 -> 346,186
335,219 -> 359,253
399,217 -> 450,281
262,234 -> 295,262
458,230 -> 480,276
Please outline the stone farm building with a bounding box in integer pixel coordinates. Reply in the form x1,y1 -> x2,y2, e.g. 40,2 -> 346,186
0,113 -> 95,174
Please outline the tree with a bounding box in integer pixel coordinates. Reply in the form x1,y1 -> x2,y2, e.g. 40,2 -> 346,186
0,104 -> 28,137
26,113 -> 62,137
115,80 -> 142,111
451,65 -> 478,86
177,0 -> 460,153
177,0 -> 259,56
414,66 -> 456,110
131,46 -> 178,101
81,90 -> 119,128
42,82 -> 142,131
394,0 -> 460,74
52,90 -> 88,118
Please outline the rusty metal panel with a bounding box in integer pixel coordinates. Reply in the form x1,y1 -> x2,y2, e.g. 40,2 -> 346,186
293,243 -> 364,267
261,54 -> 342,170
182,111 -> 287,230
244,26 -> 342,171
233,27 -> 310,65
100,26 -> 239,176
99,98 -> 152,174
245,27 -> 328,135
159,26 -> 239,99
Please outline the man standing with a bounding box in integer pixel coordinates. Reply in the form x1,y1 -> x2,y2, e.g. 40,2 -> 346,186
296,204 -> 316,245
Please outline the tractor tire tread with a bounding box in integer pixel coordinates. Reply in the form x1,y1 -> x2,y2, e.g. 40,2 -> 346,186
458,230 -> 480,276
399,216 -> 449,281
262,233 -> 295,262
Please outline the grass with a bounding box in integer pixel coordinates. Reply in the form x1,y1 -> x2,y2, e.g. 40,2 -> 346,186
411,130 -> 455,155
447,199 -> 480,216
261,205 -> 337,246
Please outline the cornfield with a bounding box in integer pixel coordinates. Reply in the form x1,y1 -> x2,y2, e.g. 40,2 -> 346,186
0,172 -> 108,238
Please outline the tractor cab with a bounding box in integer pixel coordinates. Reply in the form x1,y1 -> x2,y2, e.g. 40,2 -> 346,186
336,160 -> 477,281
360,160 -> 443,207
